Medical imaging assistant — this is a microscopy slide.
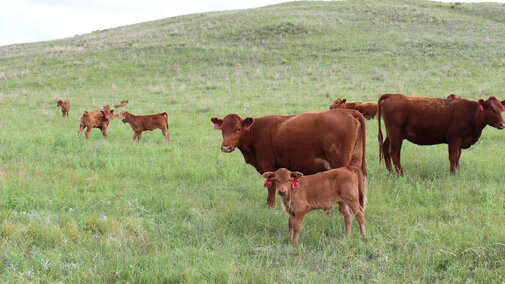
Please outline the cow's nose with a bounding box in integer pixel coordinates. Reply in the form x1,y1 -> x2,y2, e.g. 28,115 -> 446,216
221,145 -> 232,152
278,190 -> 286,196
499,123 -> 505,130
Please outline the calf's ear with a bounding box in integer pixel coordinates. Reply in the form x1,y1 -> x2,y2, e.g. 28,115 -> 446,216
291,172 -> 303,179
243,117 -> 254,130
262,172 -> 275,179
342,99 -> 346,104
501,100 -> 505,108
211,117 -> 223,130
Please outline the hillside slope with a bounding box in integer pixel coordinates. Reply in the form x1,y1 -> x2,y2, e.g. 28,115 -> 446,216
1,0 -> 505,282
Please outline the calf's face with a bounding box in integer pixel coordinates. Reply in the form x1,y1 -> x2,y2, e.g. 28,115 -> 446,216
479,96 -> 505,129
100,107 -> 114,122
57,100 -> 63,106
211,114 -> 254,152
120,111 -> 129,123
262,168 -> 303,196
330,98 -> 346,110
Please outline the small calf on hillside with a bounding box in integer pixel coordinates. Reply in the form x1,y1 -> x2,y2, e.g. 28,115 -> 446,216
121,111 -> 169,143
114,100 -> 129,108
330,98 -> 378,119
78,105 -> 115,140
446,94 -> 461,100
262,166 -> 366,247
57,100 -> 70,117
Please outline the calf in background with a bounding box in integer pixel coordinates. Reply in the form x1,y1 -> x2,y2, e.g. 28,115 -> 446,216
330,98 -> 378,119
57,100 -> 70,117
114,100 -> 129,108
121,111 -> 169,143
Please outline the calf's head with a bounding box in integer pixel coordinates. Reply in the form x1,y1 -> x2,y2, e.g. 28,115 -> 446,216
57,100 -> 63,106
262,168 -> 303,196
479,96 -> 505,129
211,114 -> 254,153
100,106 -> 114,121
330,98 -> 346,110
120,111 -> 129,123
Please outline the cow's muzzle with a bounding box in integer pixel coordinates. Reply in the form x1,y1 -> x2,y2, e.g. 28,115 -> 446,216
498,123 -> 505,130
278,190 -> 286,196
221,145 -> 233,152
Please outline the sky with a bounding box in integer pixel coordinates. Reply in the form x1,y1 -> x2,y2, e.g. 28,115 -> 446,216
0,0 -> 503,47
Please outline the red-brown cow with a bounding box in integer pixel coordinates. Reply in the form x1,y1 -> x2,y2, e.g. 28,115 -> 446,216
78,105 -> 115,140
114,100 -> 129,108
121,111 -> 169,143
330,98 -> 378,119
378,94 -> 505,175
211,110 -> 367,207
262,167 -> 366,247
56,100 -> 70,117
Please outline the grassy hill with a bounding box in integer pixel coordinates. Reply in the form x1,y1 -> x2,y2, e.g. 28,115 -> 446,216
1,0 -> 505,282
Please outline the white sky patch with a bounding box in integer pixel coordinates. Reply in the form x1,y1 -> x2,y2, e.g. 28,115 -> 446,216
0,0 -> 504,46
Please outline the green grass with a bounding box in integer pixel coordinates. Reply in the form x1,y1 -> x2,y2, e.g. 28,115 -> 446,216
1,0 -> 505,282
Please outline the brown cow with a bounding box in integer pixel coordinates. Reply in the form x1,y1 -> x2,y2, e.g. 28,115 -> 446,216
114,100 -> 129,108
78,105 -> 115,140
56,100 -> 70,117
121,111 -> 169,143
447,94 -> 461,100
262,166 -> 366,246
378,94 -> 505,175
211,110 -> 367,207
330,98 -> 378,119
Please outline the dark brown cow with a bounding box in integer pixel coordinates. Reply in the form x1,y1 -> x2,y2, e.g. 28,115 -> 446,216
378,94 -> 505,175
447,94 -> 461,100
330,98 -> 378,119
114,100 -> 129,108
78,105 -> 115,140
211,110 -> 367,207
121,111 -> 169,143
56,100 -> 70,117
262,166 -> 366,247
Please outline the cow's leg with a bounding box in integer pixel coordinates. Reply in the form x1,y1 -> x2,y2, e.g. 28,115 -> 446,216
382,136 -> 393,172
101,127 -> 108,138
85,127 -> 91,140
288,215 -> 295,241
448,140 -> 462,174
389,137 -> 404,176
78,121 -> 86,137
266,182 -> 276,207
348,202 -> 366,238
338,202 -> 353,236
137,132 -> 142,142
162,128 -> 169,143
132,132 -> 138,142
292,212 -> 306,247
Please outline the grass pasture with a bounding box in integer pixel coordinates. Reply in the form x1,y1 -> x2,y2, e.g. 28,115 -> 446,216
1,0 -> 505,282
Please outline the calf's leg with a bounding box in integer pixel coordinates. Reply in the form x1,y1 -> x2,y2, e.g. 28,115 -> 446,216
347,202 -> 366,238
292,213 -> 306,247
162,128 -> 169,143
78,122 -> 85,137
338,202 -> 353,236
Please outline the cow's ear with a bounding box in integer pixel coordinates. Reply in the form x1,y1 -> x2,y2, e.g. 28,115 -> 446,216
478,99 -> 486,110
342,99 -> 347,104
110,109 -> 114,114
291,172 -> 303,179
211,117 -> 223,130
243,117 -> 254,130
501,100 -> 505,107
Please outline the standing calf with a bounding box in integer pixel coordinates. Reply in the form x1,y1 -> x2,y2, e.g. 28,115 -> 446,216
330,98 -> 378,119
121,111 -> 169,143
56,100 -> 70,117
78,105 -> 115,140
262,167 -> 366,247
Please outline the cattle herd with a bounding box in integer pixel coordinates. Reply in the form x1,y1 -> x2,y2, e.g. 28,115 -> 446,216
58,93 -> 505,246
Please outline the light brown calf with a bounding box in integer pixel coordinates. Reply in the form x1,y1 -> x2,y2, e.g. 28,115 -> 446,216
330,98 -> 378,119
114,100 -> 129,108
57,100 -> 70,117
446,94 -> 461,100
78,105 -> 115,140
262,166 -> 366,247
121,111 -> 169,143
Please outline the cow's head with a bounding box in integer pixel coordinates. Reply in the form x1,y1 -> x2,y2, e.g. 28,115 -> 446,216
262,168 -> 303,197
57,100 -> 63,106
100,105 -> 114,121
211,114 -> 254,153
120,111 -> 129,123
330,98 -> 346,110
447,94 -> 461,100
479,96 -> 505,129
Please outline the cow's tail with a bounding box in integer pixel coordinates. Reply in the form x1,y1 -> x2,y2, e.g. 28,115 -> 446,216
349,166 -> 366,211
377,94 -> 390,163
162,112 -> 169,127
350,111 -> 367,194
